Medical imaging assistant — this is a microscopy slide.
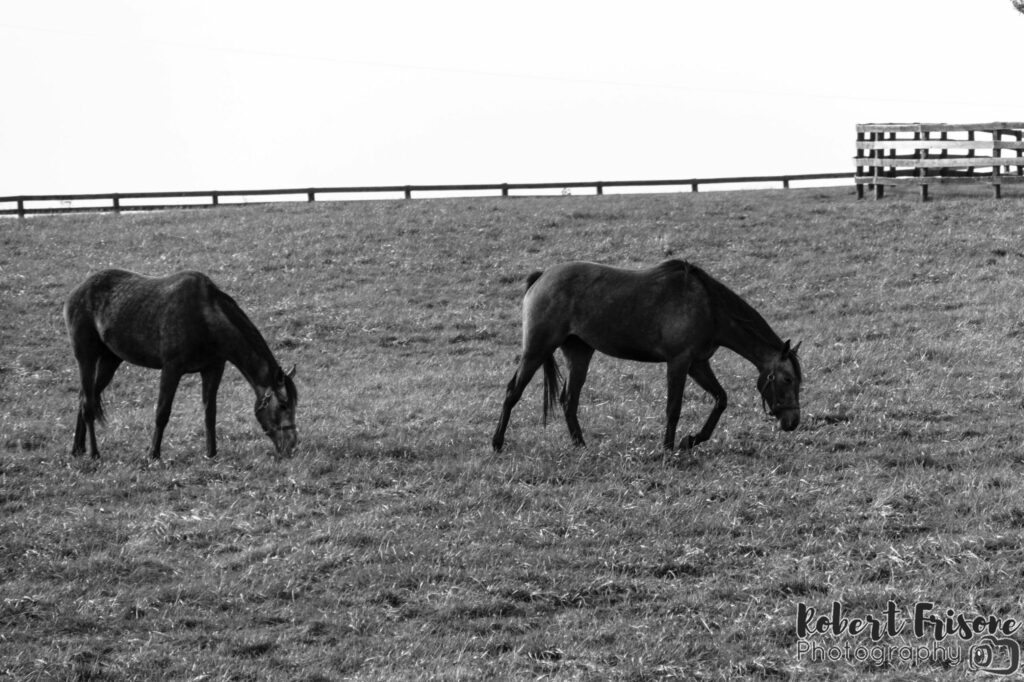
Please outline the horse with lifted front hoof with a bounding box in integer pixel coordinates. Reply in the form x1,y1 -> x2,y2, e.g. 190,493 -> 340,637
64,269 -> 298,461
492,259 -> 802,452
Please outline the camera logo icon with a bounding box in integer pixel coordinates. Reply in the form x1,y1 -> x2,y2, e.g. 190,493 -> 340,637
968,635 -> 1020,675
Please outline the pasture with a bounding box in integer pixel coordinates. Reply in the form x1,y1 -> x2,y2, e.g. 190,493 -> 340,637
2,186 -> 1024,680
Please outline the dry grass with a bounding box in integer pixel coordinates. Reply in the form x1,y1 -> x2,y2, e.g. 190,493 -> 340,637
3,185 -> 1024,679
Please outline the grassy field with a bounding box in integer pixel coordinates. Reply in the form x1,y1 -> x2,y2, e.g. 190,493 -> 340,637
3,185 -> 1024,680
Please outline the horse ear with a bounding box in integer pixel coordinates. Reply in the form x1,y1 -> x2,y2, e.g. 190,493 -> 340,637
286,364 -> 297,379
781,340 -> 791,356
791,341 -> 802,356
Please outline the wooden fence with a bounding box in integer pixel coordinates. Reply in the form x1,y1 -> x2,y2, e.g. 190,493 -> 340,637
0,172 -> 852,217
856,122 -> 1024,201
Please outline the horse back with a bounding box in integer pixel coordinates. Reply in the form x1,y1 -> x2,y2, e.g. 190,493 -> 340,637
522,260 -> 716,361
65,269 -> 224,369
526,260 -> 705,311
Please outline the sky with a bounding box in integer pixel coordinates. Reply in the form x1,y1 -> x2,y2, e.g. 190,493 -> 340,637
1,1 -> 1022,196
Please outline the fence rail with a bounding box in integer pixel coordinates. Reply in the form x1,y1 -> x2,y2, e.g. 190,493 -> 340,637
0,172 -> 853,217
855,122 -> 1024,201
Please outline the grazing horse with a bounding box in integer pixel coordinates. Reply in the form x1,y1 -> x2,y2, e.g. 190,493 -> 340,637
64,269 -> 298,460
492,259 -> 802,452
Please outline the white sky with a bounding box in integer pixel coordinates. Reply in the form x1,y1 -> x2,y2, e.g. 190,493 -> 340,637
2,1 -> 1022,195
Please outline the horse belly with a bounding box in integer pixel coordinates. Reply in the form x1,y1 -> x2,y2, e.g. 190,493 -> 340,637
588,338 -> 665,363
98,325 -> 165,369
577,312 -> 709,364
97,309 -> 208,370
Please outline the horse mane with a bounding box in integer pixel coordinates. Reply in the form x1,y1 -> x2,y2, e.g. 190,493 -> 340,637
211,285 -> 278,366
661,259 -> 787,352
212,286 -> 299,403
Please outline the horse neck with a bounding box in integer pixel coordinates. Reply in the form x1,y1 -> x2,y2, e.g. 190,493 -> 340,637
220,320 -> 279,395
210,290 -> 280,395
716,314 -> 782,373
693,267 -> 783,373
230,345 -> 279,396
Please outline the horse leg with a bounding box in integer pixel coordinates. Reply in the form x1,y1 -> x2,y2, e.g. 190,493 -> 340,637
682,359 -> 727,450
94,350 -> 123,394
81,349 -> 123,457
492,352 -> 547,452
201,363 -> 225,459
71,352 -> 98,457
148,368 -> 183,460
664,357 -> 690,450
560,337 -> 594,447
73,408 -> 88,457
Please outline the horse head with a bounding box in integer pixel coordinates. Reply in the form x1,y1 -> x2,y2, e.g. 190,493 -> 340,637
757,340 -> 801,431
255,365 -> 298,457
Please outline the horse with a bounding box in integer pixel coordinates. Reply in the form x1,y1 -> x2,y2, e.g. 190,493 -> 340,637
64,269 -> 298,460
492,259 -> 802,452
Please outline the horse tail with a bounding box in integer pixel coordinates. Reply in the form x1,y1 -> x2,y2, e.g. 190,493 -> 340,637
63,285 -> 106,425
520,269 -> 560,424
541,353 -> 563,426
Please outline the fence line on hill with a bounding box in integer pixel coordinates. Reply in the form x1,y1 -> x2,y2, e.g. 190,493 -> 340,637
0,172 -> 853,217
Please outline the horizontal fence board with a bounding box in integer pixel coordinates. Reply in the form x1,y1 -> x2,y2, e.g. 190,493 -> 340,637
2,204 -> 224,215
0,173 -> 856,204
857,122 -> 1024,133
857,169 -> 1024,178
857,140 -> 1024,151
857,157 -> 1024,168
0,173 -> 856,216
855,175 -> 1024,185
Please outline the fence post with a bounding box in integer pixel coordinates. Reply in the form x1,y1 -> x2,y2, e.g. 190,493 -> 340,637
307,190 -> 315,202
212,192 -> 220,206
112,194 -> 121,213
967,131 -> 976,176
992,131 -> 1002,199
691,182 -> 699,192
404,185 -> 412,199
856,130 -> 865,199
782,178 -> 790,189
871,132 -> 883,199
595,182 -> 603,196
501,183 -> 509,197
17,198 -> 25,218
888,132 -> 898,178
1017,131 -> 1024,176
921,129 -> 929,200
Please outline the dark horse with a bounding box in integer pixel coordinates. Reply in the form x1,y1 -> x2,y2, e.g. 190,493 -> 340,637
64,269 -> 298,460
492,259 -> 802,451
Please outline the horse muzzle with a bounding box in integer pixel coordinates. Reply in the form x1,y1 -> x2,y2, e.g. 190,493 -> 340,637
776,408 -> 800,432
268,425 -> 299,457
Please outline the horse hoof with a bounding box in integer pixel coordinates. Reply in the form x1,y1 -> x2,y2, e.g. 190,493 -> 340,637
677,435 -> 697,451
